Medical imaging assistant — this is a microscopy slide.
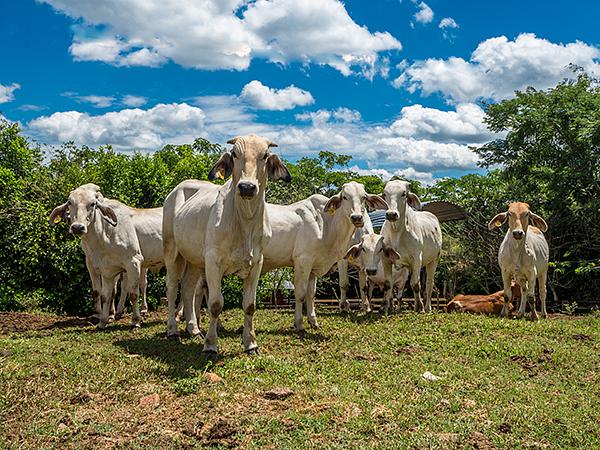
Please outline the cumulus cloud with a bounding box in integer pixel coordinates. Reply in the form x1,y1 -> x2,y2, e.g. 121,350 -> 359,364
414,2 -> 434,24
122,95 -> 148,107
439,17 -> 458,40
29,103 -> 206,150
395,33 -> 600,103
27,99 -> 484,176
389,103 -> 497,144
350,165 -> 436,185
240,81 -> 314,110
40,0 -> 401,77
0,82 -> 20,103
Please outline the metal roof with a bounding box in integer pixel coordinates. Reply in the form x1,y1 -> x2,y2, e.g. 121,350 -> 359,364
368,201 -> 467,230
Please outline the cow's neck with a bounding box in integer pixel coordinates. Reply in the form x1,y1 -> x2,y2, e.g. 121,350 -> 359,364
228,181 -> 267,263
390,202 -> 413,236
80,211 -> 106,248
323,209 -> 356,260
508,232 -> 528,276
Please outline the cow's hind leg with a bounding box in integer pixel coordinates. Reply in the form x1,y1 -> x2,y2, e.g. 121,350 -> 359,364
203,256 -> 225,358
115,273 -> 127,320
98,274 -> 116,330
165,254 -> 185,338
306,275 -> 319,328
526,271 -> 538,321
181,264 -> 202,337
125,261 -> 142,329
500,269 -> 513,318
139,267 -> 148,316
242,261 -> 263,353
411,256 -> 424,312
293,261 -> 312,332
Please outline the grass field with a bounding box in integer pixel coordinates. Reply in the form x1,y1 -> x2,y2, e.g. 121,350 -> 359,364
1,308 -> 599,449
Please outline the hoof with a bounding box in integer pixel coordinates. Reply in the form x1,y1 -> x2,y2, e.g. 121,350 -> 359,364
130,323 -> 141,332
166,333 -> 180,341
114,313 -> 123,321
95,323 -> 107,331
245,347 -> 260,356
202,350 -> 219,363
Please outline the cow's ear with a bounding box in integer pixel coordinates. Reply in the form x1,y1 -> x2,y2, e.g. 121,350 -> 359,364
407,192 -> 421,209
344,244 -> 362,262
227,136 -> 240,145
383,245 -> 400,262
49,202 -> 69,225
324,194 -> 342,215
366,194 -> 388,211
266,153 -> 291,182
208,152 -> 233,181
530,212 -> 548,232
487,212 -> 507,230
97,202 -> 118,227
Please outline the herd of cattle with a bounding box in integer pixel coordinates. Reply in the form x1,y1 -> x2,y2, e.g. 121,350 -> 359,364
49,134 -> 550,358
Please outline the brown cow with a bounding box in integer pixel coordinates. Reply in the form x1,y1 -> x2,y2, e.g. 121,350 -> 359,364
447,282 -> 521,315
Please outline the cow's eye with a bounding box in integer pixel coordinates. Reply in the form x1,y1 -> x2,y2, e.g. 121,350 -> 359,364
361,247 -> 366,253
231,150 -> 238,159
401,193 -> 406,197
67,200 -> 71,206
342,195 -> 348,200
262,153 -> 269,160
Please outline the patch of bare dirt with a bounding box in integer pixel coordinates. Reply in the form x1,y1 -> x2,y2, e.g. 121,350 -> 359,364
468,431 -> 497,450
0,312 -> 94,334
395,345 -> 420,355
572,333 -> 593,341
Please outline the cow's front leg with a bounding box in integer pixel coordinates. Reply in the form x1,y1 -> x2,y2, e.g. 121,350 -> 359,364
500,269 -> 513,318
382,259 -> 394,315
98,274 -> 116,329
306,275 -> 319,328
86,258 -> 102,318
395,268 -> 409,313
115,273 -> 127,320
139,267 -> 149,316
411,256 -> 424,313
203,256 -> 225,358
359,270 -> 371,313
517,277 -> 528,318
125,262 -> 142,329
525,272 -> 538,321
337,259 -> 350,312
242,260 -> 263,354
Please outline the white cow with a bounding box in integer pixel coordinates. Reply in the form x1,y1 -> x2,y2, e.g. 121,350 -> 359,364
261,182 -> 388,331
488,202 -> 549,319
50,183 -> 163,329
163,135 -> 291,358
381,180 -> 442,313
343,233 -> 406,313
337,213 -> 374,312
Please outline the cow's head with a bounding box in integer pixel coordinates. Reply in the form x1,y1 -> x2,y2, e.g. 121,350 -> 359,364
487,202 -> 548,240
208,134 -> 291,200
382,180 -> 421,222
344,233 -> 399,276
49,183 -> 117,235
324,181 -> 387,228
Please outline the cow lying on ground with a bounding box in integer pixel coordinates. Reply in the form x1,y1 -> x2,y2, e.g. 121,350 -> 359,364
447,282 -> 521,315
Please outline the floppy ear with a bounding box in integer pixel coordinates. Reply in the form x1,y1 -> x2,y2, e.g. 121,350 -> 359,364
49,202 -> 69,225
487,212 -> 507,230
227,137 -> 240,145
208,152 -> 233,181
383,245 -> 400,262
266,154 -> 291,182
344,244 -> 362,261
267,140 -> 278,148
407,192 -> 421,209
530,212 -> 548,232
97,202 -> 118,227
324,194 -> 342,214
365,194 -> 388,211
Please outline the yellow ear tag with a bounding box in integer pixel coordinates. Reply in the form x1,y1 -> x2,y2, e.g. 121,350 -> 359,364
496,220 -> 502,227
328,207 -> 335,216
53,216 -> 62,224
348,255 -> 354,263
216,169 -> 225,180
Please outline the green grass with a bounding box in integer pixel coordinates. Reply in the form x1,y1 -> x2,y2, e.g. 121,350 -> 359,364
1,309 -> 599,449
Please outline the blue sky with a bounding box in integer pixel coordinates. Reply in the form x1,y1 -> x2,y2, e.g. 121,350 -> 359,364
1,0 -> 599,183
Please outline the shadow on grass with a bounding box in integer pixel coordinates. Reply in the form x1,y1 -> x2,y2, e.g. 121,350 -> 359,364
113,331 -> 227,379
260,326 -> 330,342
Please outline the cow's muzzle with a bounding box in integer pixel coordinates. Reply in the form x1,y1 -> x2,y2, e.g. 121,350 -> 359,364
237,181 -> 257,199
512,230 -> 524,240
366,268 -> 377,276
385,210 -> 399,222
70,223 -> 87,235
350,214 -> 364,227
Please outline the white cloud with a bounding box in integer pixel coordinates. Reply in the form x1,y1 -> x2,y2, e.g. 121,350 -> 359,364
240,81 -> 314,110
17,104 -> 47,112
0,82 -> 20,103
439,17 -> 458,29
389,103 -> 497,144
395,33 -> 600,103
295,107 -> 361,125
349,165 -> 436,185
29,103 -> 205,150
414,2 -> 434,24
40,0 -> 401,77
63,92 -> 115,108
122,95 -> 148,107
